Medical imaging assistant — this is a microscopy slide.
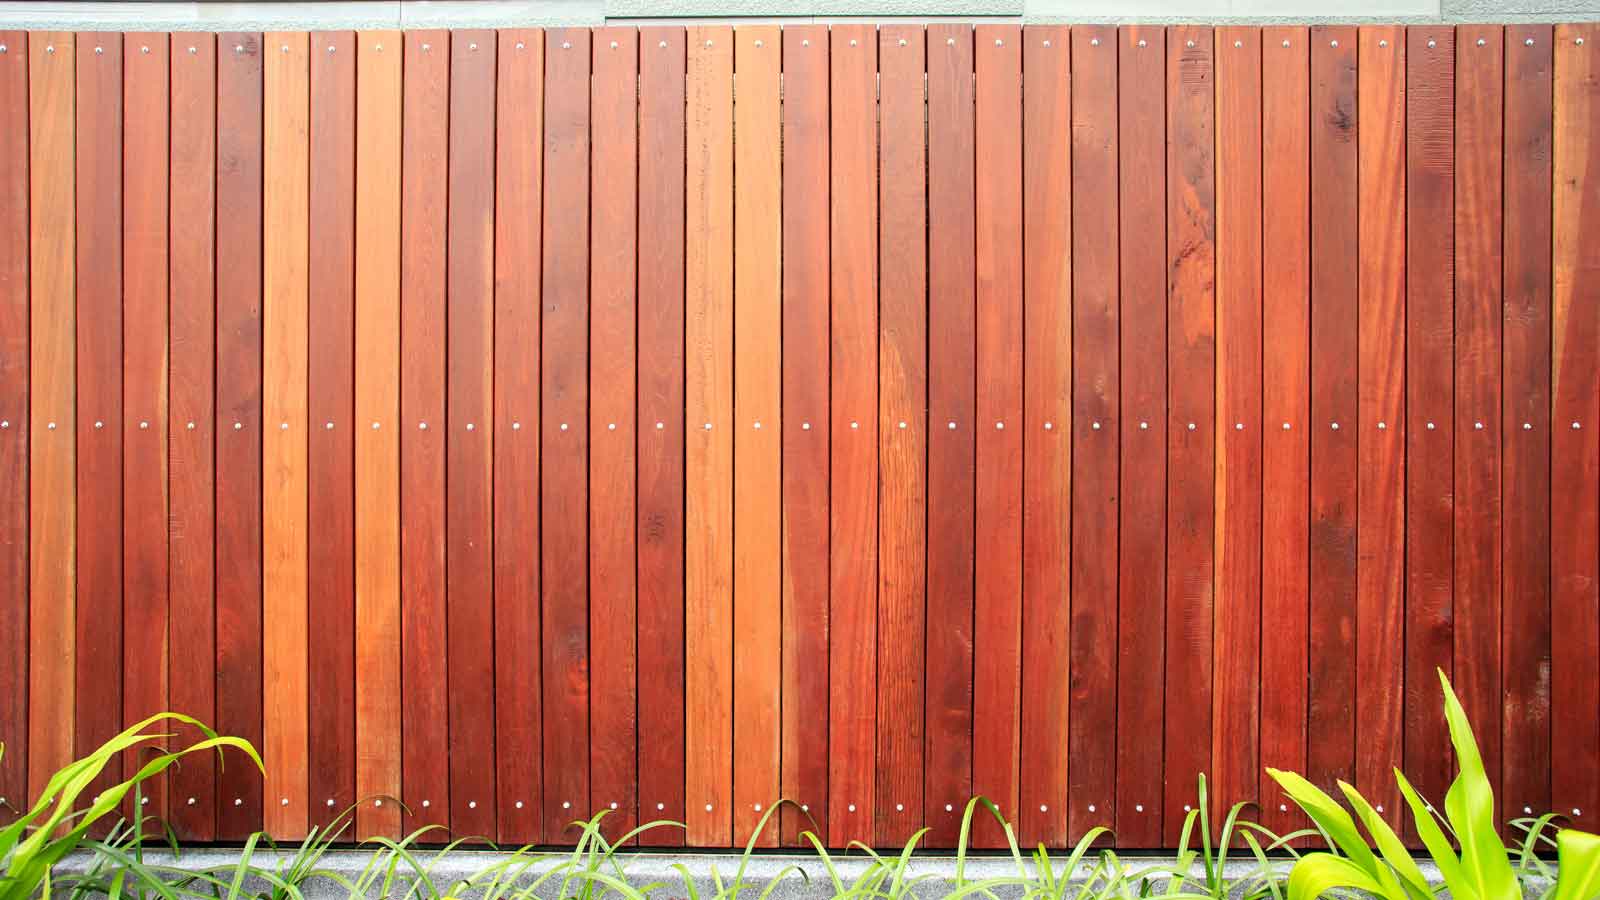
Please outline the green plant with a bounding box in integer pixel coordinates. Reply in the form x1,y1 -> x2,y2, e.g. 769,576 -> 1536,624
1165,775 -> 1307,900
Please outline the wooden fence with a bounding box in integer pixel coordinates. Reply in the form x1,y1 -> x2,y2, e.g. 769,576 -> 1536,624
0,23 -> 1596,851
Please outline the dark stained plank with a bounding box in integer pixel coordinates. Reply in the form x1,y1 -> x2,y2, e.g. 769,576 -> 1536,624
874,22 -> 925,849
1019,22 -> 1068,850
779,23 -> 829,849
0,31 -> 28,826
215,31 -> 265,838
399,29 -> 450,833
446,28 -> 497,840
1115,25 -> 1167,848
923,22 -> 974,849
972,23 -> 1022,849
493,26 -> 542,846
1069,22 -> 1118,847
636,25 -> 687,847
541,26 -> 591,844
1163,24 -> 1215,846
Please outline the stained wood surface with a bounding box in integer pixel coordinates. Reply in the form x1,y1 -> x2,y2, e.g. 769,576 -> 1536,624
0,28 -> 26,830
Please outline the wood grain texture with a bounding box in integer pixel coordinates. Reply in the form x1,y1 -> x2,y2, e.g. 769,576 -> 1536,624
1115,24 -> 1167,849
215,31 -> 264,838
779,23 -> 830,849
0,29 -> 27,828
541,26 -> 591,844
493,26 -> 542,846
1069,24 -> 1119,845
1163,24 -> 1215,846
399,30 -> 450,833
733,24 -> 782,849
591,25 -> 638,845
354,29 -> 403,842
637,25 -> 687,846
1018,22 -> 1069,850
874,23 -> 925,849
972,24 -> 1022,849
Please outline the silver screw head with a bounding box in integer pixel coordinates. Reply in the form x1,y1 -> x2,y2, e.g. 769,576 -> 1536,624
994,38 -> 1002,46
848,803 -> 857,812
235,44 -> 244,53
660,41 -> 668,48
1524,422 -> 1534,430
235,798 -> 243,806
563,41 -> 571,49
1136,804 -> 1145,812
328,44 -> 336,53
948,38 -> 956,46
1331,39 -> 1340,47
281,45 -> 289,53
705,803 -> 713,811
758,39 -> 767,48
1478,38 -> 1486,46
94,46 -> 103,55
468,800 -> 477,809
1234,40 -> 1242,48
0,44 -> 7,53
1186,40 -> 1195,48
1282,39 -> 1290,48
610,40 -> 618,49
467,422 -> 475,431
326,798 -> 335,807
1091,38 -> 1100,46
516,801 -> 524,809
1577,37 -> 1585,46
1526,37 -> 1536,46
47,45 -> 56,54
1331,422 -> 1340,430
1187,422 -> 1196,431
189,46 -> 197,54
1428,39 -> 1437,48
1380,39 -> 1389,47
897,38 -> 905,47
1088,804 -> 1097,812
657,802 -> 665,810
422,43 -> 432,51
1138,39 -> 1148,47
469,42 -> 478,51
141,45 -> 150,54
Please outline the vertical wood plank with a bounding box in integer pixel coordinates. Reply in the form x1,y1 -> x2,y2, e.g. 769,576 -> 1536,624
1115,25 -> 1166,848
354,28 -> 402,842
493,26 -> 543,846
0,29 -> 28,828
1306,25 -> 1358,798
308,29 -> 356,828
541,26 -> 591,843
1163,24 -> 1215,845
972,23 -> 1022,848
733,23 -> 782,849
591,25 -> 638,844
1355,24 -> 1405,826
924,22 -> 974,849
874,23 -> 925,849
779,23 -> 830,848
446,28 -> 497,840
686,24 -> 734,847
1019,22 -> 1069,850
637,25 -> 687,846
262,30 -> 310,840
215,31 -> 264,838
1552,21 -> 1600,826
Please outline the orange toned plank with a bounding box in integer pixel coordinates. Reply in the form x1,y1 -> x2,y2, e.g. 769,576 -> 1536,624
445,29 -> 496,840
74,34 -> 123,816
123,31 -> 170,824
262,30 -> 310,840
1404,27 -> 1455,824
215,31 -> 264,838
637,25 -> 686,846
1019,23 -> 1069,850
493,27 -> 542,846
400,30 -> 449,833
591,25 -> 638,844
972,23 -> 1022,848
1164,25 -> 1216,844
1355,25 -> 1405,828
685,24 -> 734,847
1552,22 -> 1600,827
779,23 -> 829,848
1307,26 -> 1358,798
1452,23 -> 1504,805
828,23 -> 877,848
1502,23 -> 1554,825
1116,24 -> 1167,848
1212,25 -> 1262,819
541,26 -> 591,843
1259,25 -> 1310,841
1069,24 -> 1118,845
0,30 -> 27,827
308,30 -> 356,829
354,29 -> 402,842
733,24 -> 782,849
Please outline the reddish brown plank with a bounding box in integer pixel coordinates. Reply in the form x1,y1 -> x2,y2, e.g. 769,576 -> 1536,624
874,23 -> 925,849
591,25 -> 638,844
637,25 -> 687,847
1069,22 -> 1118,846
924,22 -> 974,849
1552,21 -> 1600,827
215,31 -> 265,838
1306,25 -> 1358,799
1501,23 -> 1553,825
308,30 -> 357,829
446,28 -> 496,840
399,29 -> 450,833
493,26 -> 542,846
1115,25 -> 1167,848
0,30 -> 27,827
779,23 -> 829,849
972,23 -> 1022,848
1019,23 -> 1069,850
541,26 -> 591,844
1163,24 -> 1215,845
